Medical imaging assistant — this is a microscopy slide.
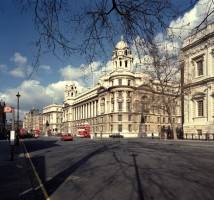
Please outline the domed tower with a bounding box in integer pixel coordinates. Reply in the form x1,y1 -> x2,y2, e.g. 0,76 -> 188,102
64,84 -> 77,104
112,36 -> 133,71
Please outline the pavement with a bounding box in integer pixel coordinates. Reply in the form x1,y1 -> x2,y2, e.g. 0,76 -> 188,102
0,139 -> 39,200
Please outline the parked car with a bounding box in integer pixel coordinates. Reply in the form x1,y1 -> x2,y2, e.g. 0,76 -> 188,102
61,134 -> 73,141
109,133 -> 124,138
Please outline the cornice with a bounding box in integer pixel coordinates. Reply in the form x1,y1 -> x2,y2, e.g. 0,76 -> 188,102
184,77 -> 214,89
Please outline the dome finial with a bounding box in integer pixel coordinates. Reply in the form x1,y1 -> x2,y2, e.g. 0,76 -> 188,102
121,35 -> 124,41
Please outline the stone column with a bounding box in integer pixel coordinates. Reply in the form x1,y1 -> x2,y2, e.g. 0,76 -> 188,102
123,91 -> 127,112
114,92 -> 118,112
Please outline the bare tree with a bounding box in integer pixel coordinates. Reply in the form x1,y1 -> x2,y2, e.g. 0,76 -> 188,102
17,0 -> 199,73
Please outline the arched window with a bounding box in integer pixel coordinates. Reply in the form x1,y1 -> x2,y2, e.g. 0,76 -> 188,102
125,50 -> 127,55
125,60 -> 128,67
120,61 -> 122,67
100,98 -> 105,114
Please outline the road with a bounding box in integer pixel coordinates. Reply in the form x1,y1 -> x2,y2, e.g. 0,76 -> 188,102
21,137 -> 214,200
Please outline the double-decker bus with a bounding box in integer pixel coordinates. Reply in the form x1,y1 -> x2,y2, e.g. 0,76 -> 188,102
76,123 -> 91,138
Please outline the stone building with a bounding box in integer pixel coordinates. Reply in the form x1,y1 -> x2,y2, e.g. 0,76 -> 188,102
62,38 -> 181,138
42,104 -> 63,135
0,101 -> 6,138
182,22 -> 214,138
23,108 -> 42,133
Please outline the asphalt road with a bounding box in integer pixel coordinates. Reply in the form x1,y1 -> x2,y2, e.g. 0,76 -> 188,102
22,137 -> 214,200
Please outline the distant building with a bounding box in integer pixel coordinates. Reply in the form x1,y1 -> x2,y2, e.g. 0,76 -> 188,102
0,101 -> 6,138
42,104 -> 63,135
23,109 -> 42,133
61,38 -> 181,138
181,23 -> 214,138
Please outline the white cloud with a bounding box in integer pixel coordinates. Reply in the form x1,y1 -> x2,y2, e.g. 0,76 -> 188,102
59,65 -> 83,80
9,65 -> 33,78
0,64 -> 7,72
168,0 -> 214,40
59,61 -> 104,87
10,52 -> 27,66
10,67 -> 25,78
0,79 -> 86,119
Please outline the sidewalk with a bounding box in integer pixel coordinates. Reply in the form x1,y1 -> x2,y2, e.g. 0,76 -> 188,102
0,140 -> 35,200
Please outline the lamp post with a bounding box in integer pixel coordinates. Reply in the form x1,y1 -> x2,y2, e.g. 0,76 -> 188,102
16,92 -> 21,145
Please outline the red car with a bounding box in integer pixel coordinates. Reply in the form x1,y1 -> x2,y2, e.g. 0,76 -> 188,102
61,134 -> 73,141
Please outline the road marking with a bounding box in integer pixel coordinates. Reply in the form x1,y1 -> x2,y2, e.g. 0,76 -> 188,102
21,141 -> 51,200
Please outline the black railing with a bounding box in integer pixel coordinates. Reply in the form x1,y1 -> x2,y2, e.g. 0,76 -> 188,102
184,133 -> 214,141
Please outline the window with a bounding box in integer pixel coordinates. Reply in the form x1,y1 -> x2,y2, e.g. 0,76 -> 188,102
128,114 -> 132,121
128,80 -> 131,86
110,125 -> 113,132
118,91 -> 123,97
110,115 -> 113,122
163,117 -> 165,123
118,115 -> 122,121
128,124 -> 132,132
172,118 -> 175,123
196,60 -> 203,76
111,102 -> 114,111
120,61 -> 122,67
118,79 -> 122,85
118,102 -> 122,111
127,91 -> 131,97
118,124 -> 122,132
197,100 -> 204,116
125,50 -> 127,55
157,117 -> 160,123
125,60 -> 128,67
144,116 -> 147,123
197,129 -> 202,135
127,102 -> 131,111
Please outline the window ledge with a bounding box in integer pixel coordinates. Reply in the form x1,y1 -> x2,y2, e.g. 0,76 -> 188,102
193,116 -> 206,119
194,75 -> 205,79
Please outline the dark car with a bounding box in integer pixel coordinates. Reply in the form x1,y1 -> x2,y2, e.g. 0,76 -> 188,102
109,133 -> 124,138
61,134 -> 73,141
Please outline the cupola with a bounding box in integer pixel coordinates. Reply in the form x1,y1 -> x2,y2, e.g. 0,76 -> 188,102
112,36 -> 133,71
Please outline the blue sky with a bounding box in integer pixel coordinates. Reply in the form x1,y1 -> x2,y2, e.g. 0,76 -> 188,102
0,0 -> 213,118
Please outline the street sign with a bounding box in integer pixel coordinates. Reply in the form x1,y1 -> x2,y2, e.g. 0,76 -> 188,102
4,106 -> 13,113
10,131 -> 15,145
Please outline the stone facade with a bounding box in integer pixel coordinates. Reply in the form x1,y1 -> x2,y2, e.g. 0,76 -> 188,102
62,39 -> 181,138
182,23 -> 214,138
42,104 -> 63,135
23,108 -> 42,133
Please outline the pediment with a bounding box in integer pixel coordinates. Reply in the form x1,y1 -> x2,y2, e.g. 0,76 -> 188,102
192,92 -> 205,100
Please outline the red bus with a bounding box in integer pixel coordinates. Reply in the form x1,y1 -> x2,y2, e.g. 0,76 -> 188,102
76,123 -> 91,138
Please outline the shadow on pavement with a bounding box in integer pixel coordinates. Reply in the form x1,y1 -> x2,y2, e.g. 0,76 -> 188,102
24,139 -> 60,153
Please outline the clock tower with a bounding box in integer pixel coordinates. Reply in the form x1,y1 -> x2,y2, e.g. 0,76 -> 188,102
112,36 -> 133,71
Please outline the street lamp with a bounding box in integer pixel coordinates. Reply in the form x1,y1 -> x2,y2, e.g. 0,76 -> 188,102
16,92 -> 21,145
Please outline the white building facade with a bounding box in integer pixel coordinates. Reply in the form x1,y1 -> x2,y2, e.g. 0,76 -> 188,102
42,104 -> 63,135
62,39 -> 181,138
182,23 -> 214,138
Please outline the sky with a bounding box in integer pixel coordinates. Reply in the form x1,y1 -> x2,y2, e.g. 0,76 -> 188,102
0,0 -> 213,119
